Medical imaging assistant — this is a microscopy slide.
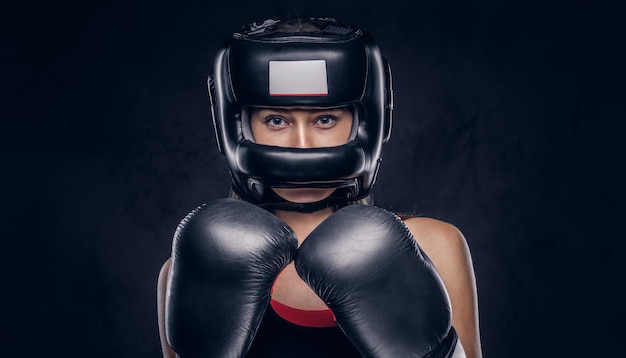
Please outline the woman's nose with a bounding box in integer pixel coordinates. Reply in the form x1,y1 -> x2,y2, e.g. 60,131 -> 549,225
291,125 -> 313,148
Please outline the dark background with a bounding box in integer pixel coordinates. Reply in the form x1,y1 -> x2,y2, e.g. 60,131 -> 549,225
3,0 -> 624,357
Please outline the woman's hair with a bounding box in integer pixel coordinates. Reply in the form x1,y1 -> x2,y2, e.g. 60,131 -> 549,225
395,212 -> 420,220
272,17 -> 322,33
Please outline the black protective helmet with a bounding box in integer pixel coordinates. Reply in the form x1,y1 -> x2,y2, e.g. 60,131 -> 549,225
209,16 -> 393,211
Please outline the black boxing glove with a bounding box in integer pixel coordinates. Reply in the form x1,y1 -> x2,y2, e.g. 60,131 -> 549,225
165,199 -> 298,357
295,204 -> 459,358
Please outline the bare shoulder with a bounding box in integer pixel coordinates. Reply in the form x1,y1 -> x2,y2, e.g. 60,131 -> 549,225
403,216 -> 482,358
402,216 -> 475,292
402,217 -> 470,263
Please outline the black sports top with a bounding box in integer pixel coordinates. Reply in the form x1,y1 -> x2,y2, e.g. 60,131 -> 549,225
246,301 -> 361,357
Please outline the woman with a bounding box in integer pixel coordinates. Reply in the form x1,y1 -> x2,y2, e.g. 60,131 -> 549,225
158,16 -> 482,357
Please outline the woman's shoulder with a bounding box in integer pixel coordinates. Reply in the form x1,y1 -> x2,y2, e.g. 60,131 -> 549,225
401,216 -> 473,272
402,216 -> 466,248
401,215 -> 481,358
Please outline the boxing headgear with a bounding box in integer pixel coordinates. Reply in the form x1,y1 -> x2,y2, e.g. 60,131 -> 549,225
208,17 -> 393,211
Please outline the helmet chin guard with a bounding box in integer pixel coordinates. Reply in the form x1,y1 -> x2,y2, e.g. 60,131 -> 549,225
209,16 -> 393,209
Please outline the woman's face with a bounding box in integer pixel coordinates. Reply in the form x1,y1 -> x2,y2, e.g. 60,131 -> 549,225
250,106 -> 353,203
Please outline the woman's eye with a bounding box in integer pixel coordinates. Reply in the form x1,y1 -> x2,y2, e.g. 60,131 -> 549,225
265,116 -> 287,127
315,115 -> 337,127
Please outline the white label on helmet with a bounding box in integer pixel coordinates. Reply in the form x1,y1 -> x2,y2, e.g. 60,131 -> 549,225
269,60 -> 328,96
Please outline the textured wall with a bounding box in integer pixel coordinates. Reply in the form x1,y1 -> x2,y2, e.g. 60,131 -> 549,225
3,0 -> 624,356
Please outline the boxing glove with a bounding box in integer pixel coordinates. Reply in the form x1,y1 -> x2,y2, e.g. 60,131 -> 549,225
295,204 -> 459,358
165,198 -> 298,357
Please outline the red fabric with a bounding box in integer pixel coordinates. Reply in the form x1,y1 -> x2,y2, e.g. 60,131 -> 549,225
270,299 -> 337,328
